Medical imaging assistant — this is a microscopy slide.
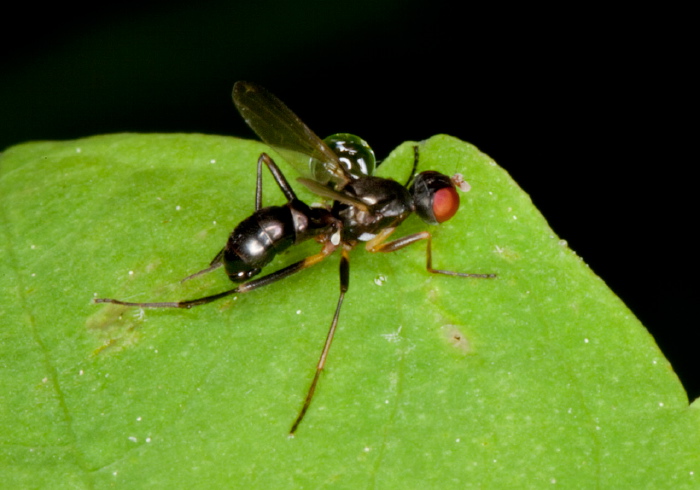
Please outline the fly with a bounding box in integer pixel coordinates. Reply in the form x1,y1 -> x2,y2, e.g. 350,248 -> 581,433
94,81 -> 496,435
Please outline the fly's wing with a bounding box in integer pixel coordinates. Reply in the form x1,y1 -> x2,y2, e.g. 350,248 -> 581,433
297,178 -> 369,212
232,81 -> 351,188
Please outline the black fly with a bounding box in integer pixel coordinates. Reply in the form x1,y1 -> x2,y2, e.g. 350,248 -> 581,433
94,81 -> 495,435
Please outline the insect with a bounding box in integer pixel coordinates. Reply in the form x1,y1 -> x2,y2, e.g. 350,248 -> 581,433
94,81 -> 496,435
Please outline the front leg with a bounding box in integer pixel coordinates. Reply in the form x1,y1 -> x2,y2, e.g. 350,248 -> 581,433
366,227 -> 495,278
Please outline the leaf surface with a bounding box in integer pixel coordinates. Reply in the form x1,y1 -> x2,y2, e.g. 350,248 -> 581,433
1,133 -> 697,488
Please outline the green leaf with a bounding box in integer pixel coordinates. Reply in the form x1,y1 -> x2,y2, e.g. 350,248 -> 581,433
1,133 -> 698,488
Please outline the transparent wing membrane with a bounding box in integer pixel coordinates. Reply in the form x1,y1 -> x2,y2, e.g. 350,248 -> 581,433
233,82 -> 351,187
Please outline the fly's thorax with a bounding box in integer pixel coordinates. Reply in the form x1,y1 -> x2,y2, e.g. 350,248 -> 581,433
333,176 -> 414,242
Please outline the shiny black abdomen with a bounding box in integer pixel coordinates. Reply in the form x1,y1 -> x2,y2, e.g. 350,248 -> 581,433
223,206 -> 296,282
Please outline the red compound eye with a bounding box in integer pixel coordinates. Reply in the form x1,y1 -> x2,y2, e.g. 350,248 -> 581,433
432,186 -> 460,223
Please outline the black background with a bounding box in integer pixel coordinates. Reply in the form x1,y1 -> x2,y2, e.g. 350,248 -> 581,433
2,1 -> 696,400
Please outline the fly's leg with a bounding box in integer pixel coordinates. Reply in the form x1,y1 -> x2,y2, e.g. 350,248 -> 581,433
94,240 -> 338,309
290,245 -> 351,435
366,227 -> 496,278
403,145 -> 420,187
